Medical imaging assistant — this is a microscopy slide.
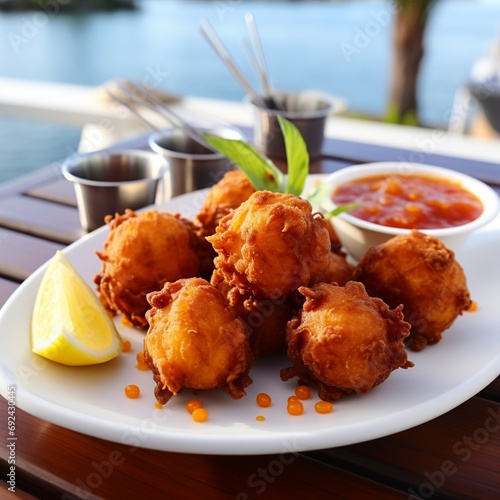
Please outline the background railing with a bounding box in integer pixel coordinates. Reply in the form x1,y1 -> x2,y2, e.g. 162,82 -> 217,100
1,77 -> 500,184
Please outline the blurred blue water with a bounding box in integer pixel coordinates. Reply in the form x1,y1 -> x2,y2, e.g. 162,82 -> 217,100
1,0 -> 499,182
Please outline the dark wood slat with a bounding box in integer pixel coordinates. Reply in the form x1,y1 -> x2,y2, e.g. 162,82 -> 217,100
311,156 -> 354,174
479,376 -> 500,403
0,277 -> 18,309
0,398 -> 404,500
0,480 -> 39,499
307,397 -> 500,499
0,196 -> 85,244
0,163 -> 62,198
0,228 -> 63,281
26,176 -> 77,207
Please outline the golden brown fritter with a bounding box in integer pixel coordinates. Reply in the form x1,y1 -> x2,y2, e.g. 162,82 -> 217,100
94,209 -> 200,329
318,252 -> 355,286
326,221 -> 344,255
143,278 -> 253,405
207,191 -> 331,300
280,281 -> 413,401
353,230 -> 472,351
194,170 -> 256,237
192,170 -> 256,279
225,286 -> 296,357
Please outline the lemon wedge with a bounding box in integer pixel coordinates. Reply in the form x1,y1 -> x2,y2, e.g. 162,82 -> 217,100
31,250 -> 123,366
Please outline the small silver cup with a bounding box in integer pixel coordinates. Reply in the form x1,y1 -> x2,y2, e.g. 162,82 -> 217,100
148,126 -> 245,198
62,150 -> 168,232
252,90 -> 333,160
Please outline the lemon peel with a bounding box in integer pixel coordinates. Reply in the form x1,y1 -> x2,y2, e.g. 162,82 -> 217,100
31,250 -> 123,366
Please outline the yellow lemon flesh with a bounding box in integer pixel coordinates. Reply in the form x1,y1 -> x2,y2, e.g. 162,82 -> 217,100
31,250 -> 123,366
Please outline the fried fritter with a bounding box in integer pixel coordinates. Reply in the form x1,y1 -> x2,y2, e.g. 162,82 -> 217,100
94,209 -> 200,329
143,278 -> 253,404
319,252 -> 355,286
281,281 -> 413,401
353,230 -> 471,351
194,170 -> 256,237
225,286 -> 296,357
193,170 -> 256,279
326,221 -> 343,255
207,191 -> 331,300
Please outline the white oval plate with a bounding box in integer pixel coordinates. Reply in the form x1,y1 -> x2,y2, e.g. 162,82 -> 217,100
1,188 -> 499,455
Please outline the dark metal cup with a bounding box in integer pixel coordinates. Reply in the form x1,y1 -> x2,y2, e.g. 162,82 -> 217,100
148,126 -> 245,198
62,150 -> 168,232
252,90 -> 334,160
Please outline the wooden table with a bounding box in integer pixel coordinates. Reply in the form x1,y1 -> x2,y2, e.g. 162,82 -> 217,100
1,131 -> 499,499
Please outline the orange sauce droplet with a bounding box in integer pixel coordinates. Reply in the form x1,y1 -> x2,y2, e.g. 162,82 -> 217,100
287,401 -> 304,416
186,400 -> 203,414
315,401 -> 334,414
136,351 -> 149,371
192,407 -> 208,423
256,393 -> 272,408
120,315 -> 133,327
124,384 -> 140,399
467,300 -> 478,312
121,340 -> 132,353
295,385 -> 312,400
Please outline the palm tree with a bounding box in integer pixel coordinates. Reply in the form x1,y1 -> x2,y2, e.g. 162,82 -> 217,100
386,0 -> 439,125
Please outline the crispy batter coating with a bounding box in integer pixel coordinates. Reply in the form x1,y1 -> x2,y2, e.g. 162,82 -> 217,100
193,170 -> 256,279
326,221 -> 344,255
225,286 -> 296,357
281,281 -> 413,401
94,209 -> 200,329
143,278 -> 253,404
207,191 -> 331,300
353,230 -> 471,351
318,252 -> 355,286
194,170 -> 256,237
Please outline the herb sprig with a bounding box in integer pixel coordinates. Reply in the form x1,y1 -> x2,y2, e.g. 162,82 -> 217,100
203,117 -> 353,216
204,116 -> 307,195
202,134 -> 285,193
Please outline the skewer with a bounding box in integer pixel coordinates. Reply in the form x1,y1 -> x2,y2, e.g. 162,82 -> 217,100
244,13 -> 272,99
105,85 -> 161,132
243,13 -> 283,111
199,18 -> 268,109
111,79 -> 215,150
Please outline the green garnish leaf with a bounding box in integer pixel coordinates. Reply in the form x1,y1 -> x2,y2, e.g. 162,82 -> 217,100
305,181 -> 332,207
203,135 -> 284,192
205,122 -> 355,220
306,177 -> 357,219
277,116 -> 309,196
324,203 -> 358,219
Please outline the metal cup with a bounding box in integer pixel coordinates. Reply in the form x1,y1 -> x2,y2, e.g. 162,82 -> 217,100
62,150 -> 168,232
148,126 -> 245,198
252,90 -> 334,160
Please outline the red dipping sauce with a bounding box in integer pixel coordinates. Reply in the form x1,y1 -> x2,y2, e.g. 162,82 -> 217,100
332,174 -> 484,229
